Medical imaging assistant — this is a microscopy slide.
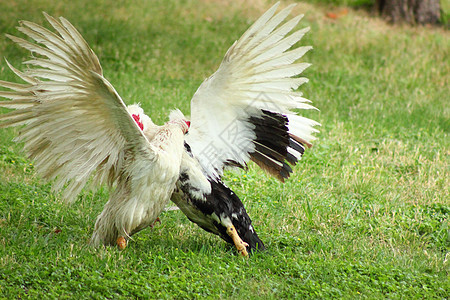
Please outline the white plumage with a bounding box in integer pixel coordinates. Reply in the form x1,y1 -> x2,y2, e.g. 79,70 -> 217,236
171,2 -> 320,256
0,13 -> 188,248
0,2 -> 319,253
186,2 -> 319,181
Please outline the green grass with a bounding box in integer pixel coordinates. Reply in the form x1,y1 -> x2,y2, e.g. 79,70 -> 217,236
0,0 -> 448,298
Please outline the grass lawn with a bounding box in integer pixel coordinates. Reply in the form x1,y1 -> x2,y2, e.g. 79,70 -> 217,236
0,0 -> 448,298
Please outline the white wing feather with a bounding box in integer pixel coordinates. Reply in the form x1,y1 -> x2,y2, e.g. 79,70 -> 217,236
0,13 -> 157,202
186,2 -> 320,180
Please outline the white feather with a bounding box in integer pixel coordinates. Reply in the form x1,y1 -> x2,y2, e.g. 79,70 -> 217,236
0,13 -> 187,247
186,2 -> 320,179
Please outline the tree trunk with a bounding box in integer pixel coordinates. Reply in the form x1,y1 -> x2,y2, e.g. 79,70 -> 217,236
376,0 -> 441,25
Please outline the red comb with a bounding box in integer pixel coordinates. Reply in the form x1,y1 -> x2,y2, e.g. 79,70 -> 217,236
132,114 -> 144,130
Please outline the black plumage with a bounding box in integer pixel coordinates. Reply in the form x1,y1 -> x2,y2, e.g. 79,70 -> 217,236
249,109 -> 308,181
168,3 -> 318,256
172,108 -> 311,255
171,144 -> 265,255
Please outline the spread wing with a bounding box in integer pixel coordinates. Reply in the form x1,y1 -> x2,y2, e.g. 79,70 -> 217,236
0,13 -> 157,202
186,3 -> 320,181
